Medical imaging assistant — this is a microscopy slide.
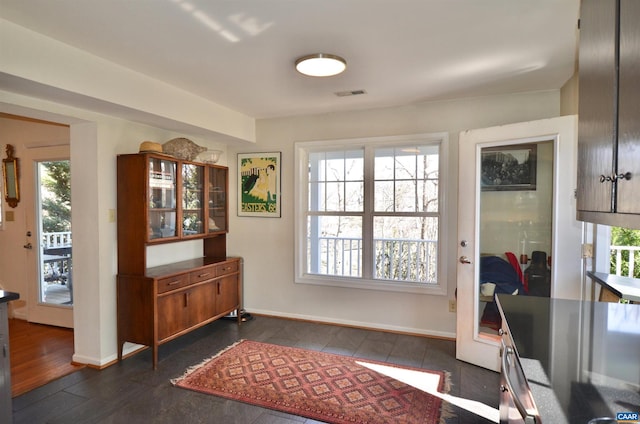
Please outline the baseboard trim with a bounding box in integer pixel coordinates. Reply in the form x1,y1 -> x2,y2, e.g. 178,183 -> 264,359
246,308 -> 456,341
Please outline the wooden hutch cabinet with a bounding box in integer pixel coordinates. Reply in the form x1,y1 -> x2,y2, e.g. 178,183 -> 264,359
116,153 -> 241,369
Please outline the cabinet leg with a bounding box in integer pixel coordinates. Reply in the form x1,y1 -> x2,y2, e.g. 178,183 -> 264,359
152,345 -> 158,370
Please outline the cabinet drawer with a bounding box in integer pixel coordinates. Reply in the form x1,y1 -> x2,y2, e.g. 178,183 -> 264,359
216,261 -> 238,276
157,274 -> 190,294
190,266 -> 216,284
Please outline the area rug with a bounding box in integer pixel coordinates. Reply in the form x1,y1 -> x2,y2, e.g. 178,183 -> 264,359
171,340 -> 451,424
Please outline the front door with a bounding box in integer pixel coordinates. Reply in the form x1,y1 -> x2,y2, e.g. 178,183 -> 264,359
456,115 -> 582,371
24,145 -> 73,328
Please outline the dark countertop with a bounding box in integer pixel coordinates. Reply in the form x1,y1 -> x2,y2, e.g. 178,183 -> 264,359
0,290 -> 19,304
497,295 -> 640,424
588,271 -> 640,302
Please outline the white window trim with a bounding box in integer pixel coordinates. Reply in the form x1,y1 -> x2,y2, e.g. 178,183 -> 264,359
294,132 -> 449,295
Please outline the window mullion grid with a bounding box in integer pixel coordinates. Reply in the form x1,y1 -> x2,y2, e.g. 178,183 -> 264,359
297,135 -> 444,290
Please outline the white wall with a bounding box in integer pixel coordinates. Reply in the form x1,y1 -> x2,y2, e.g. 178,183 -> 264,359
229,90 -> 561,338
0,92 -> 231,366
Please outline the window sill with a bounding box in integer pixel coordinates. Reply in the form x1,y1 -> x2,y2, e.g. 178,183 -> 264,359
295,274 -> 446,295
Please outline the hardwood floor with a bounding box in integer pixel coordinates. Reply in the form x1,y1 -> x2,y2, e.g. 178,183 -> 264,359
9,319 -> 85,397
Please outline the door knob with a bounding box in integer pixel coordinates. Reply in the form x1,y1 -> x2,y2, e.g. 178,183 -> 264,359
23,243 -> 33,249
459,256 -> 471,264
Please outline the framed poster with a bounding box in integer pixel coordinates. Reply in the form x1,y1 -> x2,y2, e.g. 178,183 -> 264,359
481,144 -> 537,191
238,152 -> 281,217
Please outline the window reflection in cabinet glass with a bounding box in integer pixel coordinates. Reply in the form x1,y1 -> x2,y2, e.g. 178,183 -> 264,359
182,164 -> 204,235
148,158 -> 176,240
208,167 -> 227,233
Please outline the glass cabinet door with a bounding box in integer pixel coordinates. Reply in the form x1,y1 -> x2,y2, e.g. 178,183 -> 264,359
182,163 -> 204,236
208,166 -> 227,233
148,157 -> 177,240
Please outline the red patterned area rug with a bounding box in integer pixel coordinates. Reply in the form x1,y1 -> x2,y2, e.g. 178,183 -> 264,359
171,340 -> 451,424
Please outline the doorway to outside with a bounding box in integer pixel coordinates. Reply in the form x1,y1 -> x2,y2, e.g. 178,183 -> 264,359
25,145 -> 73,328
38,160 -> 72,306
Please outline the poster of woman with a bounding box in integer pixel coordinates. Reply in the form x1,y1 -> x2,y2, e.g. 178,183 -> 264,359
238,152 -> 281,217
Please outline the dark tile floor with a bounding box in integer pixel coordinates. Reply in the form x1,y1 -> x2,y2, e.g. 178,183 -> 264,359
12,315 -> 499,424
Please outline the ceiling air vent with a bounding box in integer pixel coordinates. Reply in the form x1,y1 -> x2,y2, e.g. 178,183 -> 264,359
334,89 -> 367,97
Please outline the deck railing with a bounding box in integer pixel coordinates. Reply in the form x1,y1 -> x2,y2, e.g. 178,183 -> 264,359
40,231 -> 72,287
312,238 -> 639,281
42,231 -> 72,248
311,236 -> 437,283
610,245 -> 640,278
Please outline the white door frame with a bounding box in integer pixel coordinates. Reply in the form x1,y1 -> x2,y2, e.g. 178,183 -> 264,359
456,115 -> 583,371
24,145 -> 74,328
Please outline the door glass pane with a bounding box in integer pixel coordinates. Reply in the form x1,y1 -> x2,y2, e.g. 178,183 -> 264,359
478,140 -> 554,335
182,163 -> 204,236
148,158 -> 177,240
38,160 -> 73,305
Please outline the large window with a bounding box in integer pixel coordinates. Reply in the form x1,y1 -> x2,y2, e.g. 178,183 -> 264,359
295,133 -> 447,294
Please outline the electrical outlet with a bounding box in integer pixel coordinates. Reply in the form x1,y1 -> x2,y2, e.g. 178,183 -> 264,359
449,299 -> 457,313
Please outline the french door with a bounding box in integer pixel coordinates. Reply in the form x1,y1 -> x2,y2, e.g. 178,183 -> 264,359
25,145 -> 73,328
456,116 -> 582,371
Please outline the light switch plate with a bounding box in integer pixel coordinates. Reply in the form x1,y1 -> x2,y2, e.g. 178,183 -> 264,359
5,211 -> 14,221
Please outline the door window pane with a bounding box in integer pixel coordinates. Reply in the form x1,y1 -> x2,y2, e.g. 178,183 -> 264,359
39,160 -> 73,305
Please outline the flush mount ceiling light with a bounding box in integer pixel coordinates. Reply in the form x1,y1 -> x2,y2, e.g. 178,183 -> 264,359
295,53 -> 346,77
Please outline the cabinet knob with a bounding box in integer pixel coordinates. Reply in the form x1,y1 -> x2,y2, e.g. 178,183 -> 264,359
600,172 -> 632,183
616,172 -> 632,181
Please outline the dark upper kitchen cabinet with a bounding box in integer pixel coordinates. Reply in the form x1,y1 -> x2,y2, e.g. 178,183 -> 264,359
577,0 -> 640,229
617,0 -> 640,214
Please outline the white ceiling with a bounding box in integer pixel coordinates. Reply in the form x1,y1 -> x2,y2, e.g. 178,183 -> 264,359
0,0 -> 580,120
